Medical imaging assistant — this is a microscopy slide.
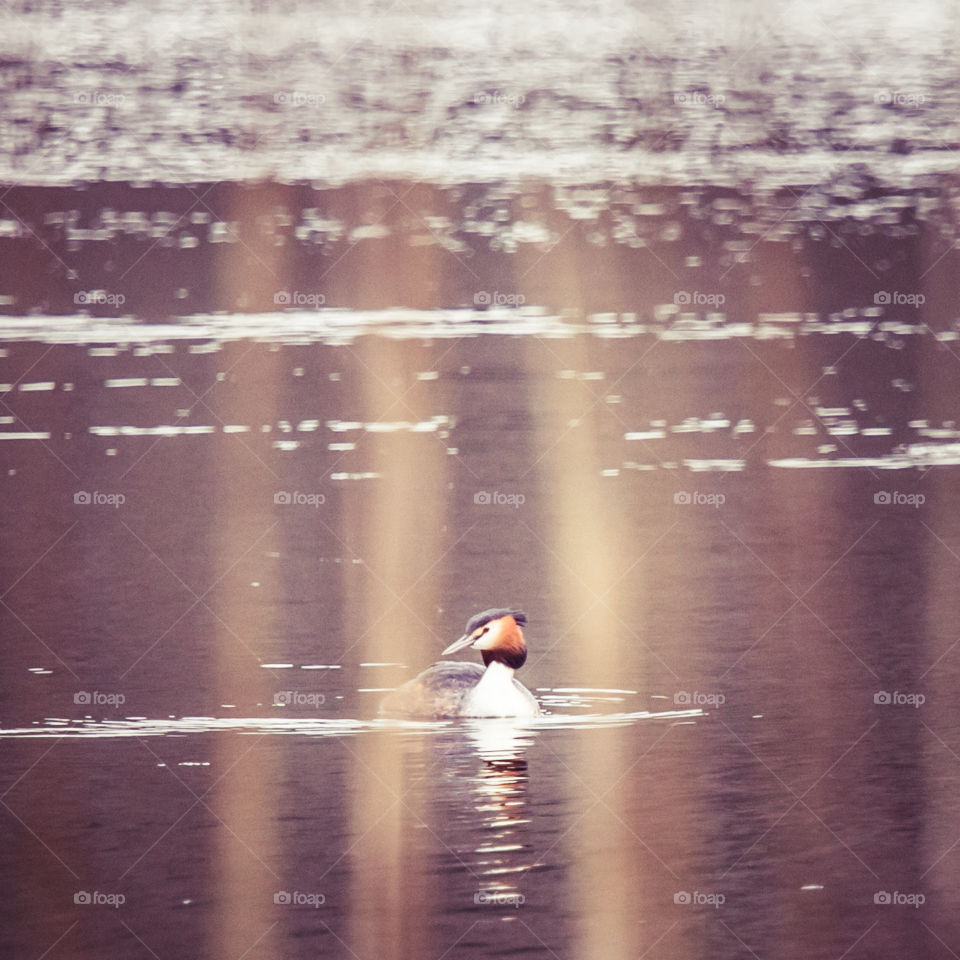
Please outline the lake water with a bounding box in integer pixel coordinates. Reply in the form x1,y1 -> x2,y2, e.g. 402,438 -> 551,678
4,1 -> 960,956
2,308 -> 958,959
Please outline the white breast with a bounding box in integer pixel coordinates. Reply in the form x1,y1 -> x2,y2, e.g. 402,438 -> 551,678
461,661 -> 539,717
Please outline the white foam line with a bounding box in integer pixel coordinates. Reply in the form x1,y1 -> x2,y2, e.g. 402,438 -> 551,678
528,709 -> 702,728
769,444 -> 960,469
0,309 -> 913,346
0,708 -> 704,739
89,425 -> 216,437
542,695 -> 626,703
768,457 -> 910,469
0,310 -> 573,344
104,378 -> 148,388
684,459 -> 746,472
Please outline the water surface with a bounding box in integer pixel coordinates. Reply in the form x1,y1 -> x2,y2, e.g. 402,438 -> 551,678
2,319 -> 959,959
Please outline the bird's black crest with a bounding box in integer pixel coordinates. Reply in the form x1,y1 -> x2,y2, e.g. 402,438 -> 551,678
465,608 -> 527,634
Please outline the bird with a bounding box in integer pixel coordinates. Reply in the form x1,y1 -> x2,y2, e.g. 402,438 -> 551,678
379,608 -> 540,719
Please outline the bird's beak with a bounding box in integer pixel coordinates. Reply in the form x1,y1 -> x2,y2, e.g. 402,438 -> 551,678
442,633 -> 475,655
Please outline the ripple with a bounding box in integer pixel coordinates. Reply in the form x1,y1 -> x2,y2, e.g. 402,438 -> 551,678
0,708 -> 703,739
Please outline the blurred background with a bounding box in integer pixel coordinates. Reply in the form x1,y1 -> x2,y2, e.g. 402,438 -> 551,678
2,1 -> 960,958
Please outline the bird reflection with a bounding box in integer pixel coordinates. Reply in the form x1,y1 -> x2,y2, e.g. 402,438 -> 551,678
447,720 -> 540,908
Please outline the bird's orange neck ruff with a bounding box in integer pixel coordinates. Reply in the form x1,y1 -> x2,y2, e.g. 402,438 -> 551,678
481,617 -> 527,671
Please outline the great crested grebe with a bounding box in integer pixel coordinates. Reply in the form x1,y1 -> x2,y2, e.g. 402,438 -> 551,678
379,608 -> 540,719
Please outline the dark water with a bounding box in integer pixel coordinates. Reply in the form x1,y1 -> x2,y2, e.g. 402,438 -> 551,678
2,178 -> 959,322
5,3 -> 960,951
2,319 -> 960,959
